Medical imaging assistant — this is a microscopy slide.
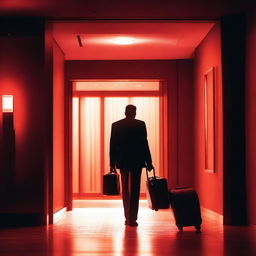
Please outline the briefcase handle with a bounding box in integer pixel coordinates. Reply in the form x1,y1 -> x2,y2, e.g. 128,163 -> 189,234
110,168 -> 117,174
146,167 -> 156,180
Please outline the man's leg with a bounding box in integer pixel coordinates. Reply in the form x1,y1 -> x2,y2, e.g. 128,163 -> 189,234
120,169 -> 130,222
129,168 -> 142,224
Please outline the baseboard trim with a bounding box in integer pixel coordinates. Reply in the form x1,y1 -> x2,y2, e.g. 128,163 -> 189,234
201,207 -> 223,223
72,193 -> 147,200
53,207 -> 67,223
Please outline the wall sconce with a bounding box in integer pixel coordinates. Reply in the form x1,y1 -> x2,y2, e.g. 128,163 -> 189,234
2,95 -> 14,113
2,95 -> 14,131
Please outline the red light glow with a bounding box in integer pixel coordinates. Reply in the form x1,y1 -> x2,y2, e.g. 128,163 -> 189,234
112,37 -> 135,45
2,95 -> 14,112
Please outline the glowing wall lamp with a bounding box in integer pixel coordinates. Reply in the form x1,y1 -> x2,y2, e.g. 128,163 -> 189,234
2,95 -> 14,131
2,95 -> 14,113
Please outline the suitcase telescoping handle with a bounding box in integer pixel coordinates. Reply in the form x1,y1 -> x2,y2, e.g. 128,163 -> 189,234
146,167 -> 156,180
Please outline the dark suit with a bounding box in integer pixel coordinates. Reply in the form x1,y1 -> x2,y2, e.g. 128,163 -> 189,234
110,117 -> 152,223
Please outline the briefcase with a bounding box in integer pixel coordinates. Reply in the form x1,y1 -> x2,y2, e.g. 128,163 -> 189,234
146,168 -> 169,211
103,170 -> 120,195
169,187 -> 202,231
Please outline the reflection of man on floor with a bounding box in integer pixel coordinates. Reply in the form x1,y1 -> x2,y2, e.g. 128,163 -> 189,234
110,104 -> 154,227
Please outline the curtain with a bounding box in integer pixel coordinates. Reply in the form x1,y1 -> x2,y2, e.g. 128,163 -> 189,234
72,97 -> 79,193
73,96 -> 160,195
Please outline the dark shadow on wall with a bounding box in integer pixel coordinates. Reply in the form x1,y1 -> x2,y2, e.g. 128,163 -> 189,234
0,112 -> 16,206
221,13 -> 247,225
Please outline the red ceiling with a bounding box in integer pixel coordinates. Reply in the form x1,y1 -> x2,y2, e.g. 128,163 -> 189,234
53,21 -> 215,60
2,0 -> 251,60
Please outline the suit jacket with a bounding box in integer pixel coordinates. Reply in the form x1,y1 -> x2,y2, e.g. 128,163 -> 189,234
110,117 -> 152,170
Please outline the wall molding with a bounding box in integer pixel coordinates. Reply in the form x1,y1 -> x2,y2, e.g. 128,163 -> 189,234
53,207 -> 67,223
201,207 -> 223,222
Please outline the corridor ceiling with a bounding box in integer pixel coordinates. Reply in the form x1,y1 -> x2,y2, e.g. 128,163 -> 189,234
53,21 -> 215,60
1,0 -> 253,60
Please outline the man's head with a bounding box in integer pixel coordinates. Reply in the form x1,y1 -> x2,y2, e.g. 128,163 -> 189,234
125,104 -> 136,119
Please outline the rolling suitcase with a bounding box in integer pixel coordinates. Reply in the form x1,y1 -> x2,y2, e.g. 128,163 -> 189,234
146,168 -> 169,211
103,170 -> 120,195
169,187 -> 202,231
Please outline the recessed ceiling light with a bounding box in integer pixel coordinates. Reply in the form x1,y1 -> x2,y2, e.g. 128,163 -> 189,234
113,37 -> 135,45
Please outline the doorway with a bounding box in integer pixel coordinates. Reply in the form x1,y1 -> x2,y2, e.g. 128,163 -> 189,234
71,80 -> 167,199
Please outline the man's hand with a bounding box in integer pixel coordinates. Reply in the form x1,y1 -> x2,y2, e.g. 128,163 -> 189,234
110,166 -> 117,173
146,163 -> 154,171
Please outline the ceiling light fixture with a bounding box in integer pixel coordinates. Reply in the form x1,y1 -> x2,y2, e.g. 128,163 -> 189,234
113,37 -> 135,45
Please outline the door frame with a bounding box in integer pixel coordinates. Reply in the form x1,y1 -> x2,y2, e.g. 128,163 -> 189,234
65,79 -> 168,209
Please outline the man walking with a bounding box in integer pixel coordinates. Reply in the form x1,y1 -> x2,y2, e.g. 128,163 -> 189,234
110,104 -> 154,226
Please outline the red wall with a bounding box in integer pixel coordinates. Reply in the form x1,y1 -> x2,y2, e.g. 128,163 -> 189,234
0,19 -> 49,224
53,41 -> 65,213
65,60 -> 194,188
177,61 -> 194,187
194,23 -> 223,215
246,8 -> 256,225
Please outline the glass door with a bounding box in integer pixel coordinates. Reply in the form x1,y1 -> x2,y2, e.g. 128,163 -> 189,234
72,81 -> 162,198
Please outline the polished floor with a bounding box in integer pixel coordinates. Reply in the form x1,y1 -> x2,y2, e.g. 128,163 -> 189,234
0,200 -> 256,256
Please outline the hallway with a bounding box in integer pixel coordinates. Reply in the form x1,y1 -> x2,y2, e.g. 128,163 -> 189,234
0,200 -> 255,256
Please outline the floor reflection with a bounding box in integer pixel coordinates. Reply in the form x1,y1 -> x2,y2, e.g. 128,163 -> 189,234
122,227 -> 139,256
223,226 -> 256,256
0,200 -> 256,256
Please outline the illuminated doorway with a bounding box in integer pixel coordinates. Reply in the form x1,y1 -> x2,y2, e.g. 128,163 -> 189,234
72,80 -> 167,198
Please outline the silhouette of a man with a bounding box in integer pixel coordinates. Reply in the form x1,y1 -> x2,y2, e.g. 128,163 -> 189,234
110,104 -> 154,226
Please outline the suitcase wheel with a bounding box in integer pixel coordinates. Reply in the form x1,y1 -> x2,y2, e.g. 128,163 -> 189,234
177,226 -> 183,232
195,225 -> 201,232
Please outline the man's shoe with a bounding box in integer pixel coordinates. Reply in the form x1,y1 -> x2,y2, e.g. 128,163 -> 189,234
125,220 -> 138,227
128,221 -> 138,227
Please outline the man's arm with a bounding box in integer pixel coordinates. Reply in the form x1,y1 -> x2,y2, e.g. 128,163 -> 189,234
142,122 -> 154,171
